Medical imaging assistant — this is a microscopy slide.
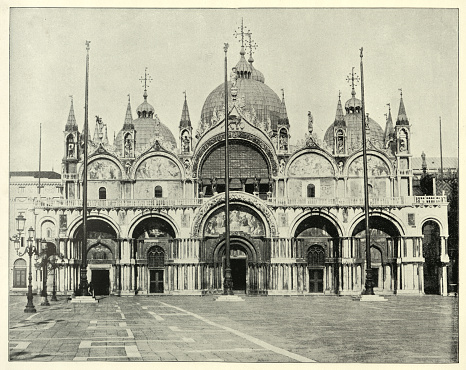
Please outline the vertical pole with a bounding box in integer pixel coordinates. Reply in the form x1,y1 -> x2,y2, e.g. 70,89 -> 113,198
38,123 -> 42,195
360,47 -> 373,295
439,117 -> 444,182
81,41 -> 90,296
223,43 -> 233,295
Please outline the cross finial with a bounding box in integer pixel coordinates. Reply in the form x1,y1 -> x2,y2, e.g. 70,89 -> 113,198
139,67 -> 153,91
234,18 -> 246,48
399,88 -> 403,98
386,102 -> 391,111
346,67 -> 360,96
245,29 -> 257,60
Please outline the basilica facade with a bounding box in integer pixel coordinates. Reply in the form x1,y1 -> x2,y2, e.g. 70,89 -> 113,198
11,42 -> 450,297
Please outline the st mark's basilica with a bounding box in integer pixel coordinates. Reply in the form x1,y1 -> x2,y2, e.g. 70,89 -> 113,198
9,27 -> 450,298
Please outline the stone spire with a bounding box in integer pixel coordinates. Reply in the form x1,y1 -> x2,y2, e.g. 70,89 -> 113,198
179,91 -> 191,128
333,91 -> 345,126
278,89 -> 289,127
384,103 -> 394,144
396,89 -> 409,125
123,94 -> 134,130
65,96 -> 78,131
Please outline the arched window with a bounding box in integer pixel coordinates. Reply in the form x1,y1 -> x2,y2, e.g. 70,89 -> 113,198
307,184 -> 316,198
46,227 -> 53,238
308,245 -> 325,266
13,259 -> 27,288
99,187 -> 106,200
279,128 -> 288,151
336,129 -> 345,154
154,186 -> 163,198
148,247 -> 165,268
66,135 -> 75,158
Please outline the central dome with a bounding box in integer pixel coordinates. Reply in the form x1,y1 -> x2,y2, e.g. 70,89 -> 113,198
200,50 -> 282,133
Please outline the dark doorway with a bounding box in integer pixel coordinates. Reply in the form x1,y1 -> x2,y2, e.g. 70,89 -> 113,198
149,269 -> 164,293
423,221 -> 440,294
231,259 -> 246,292
309,269 -> 324,293
92,269 -> 110,295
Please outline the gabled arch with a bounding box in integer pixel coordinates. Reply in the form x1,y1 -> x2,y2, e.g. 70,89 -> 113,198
130,151 -> 185,180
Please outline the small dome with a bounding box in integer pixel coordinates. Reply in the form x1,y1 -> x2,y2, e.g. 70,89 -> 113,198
136,91 -> 155,118
251,65 -> 265,83
345,90 -> 362,113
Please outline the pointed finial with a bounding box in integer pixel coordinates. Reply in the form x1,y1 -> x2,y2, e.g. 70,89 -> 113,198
183,90 -> 187,100
386,102 -> 391,111
399,88 -> 403,98
127,93 -> 130,103
69,95 -> 73,104
85,40 -> 90,51
224,43 -> 229,53
384,113 -> 388,120
281,88 -> 285,100
338,90 -> 341,100
360,47 -> 363,58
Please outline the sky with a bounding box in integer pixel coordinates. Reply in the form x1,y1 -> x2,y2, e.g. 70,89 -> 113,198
8,7 -> 459,172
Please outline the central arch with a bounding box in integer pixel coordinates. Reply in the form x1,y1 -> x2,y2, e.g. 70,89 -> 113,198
213,236 -> 260,293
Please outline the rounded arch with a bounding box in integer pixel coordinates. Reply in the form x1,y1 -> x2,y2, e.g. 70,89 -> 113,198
289,210 -> 343,239
127,212 -> 180,239
212,235 -> 259,263
345,150 -> 394,178
130,152 -> 185,180
286,148 -> 338,178
79,154 -> 125,180
348,212 -> 404,237
419,217 -> 446,236
192,132 -> 279,178
87,242 -> 114,260
191,192 -> 277,238
67,214 -> 121,239
38,216 -> 57,239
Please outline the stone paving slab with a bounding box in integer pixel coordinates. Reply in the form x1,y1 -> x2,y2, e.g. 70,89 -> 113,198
8,294 -> 458,363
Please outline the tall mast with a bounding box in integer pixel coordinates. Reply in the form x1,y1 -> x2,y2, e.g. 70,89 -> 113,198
360,47 -> 373,295
81,40 -> 90,296
439,116 -> 444,181
223,43 -> 233,295
38,123 -> 42,195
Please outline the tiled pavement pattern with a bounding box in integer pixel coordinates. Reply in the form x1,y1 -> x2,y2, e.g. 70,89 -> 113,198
9,294 -> 458,363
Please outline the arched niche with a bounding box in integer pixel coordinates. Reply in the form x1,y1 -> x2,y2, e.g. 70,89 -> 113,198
132,217 -> 176,240
74,219 -> 118,240
288,153 -> 335,177
347,155 -> 391,198
204,204 -> 266,237
87,243 -> 114,261
135,156 -> 181,179
294,215 -> 339,239
88,159 -> 122,180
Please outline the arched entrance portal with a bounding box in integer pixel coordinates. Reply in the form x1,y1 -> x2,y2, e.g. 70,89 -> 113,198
229,244 -> 248,292
422,221 -> 441,294
74,219 -> 118,296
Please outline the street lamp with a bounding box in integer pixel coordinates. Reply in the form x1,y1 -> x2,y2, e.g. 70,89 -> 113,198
49,254 -> 65,301
12,215 -> 38,313
37,239 -> 50,306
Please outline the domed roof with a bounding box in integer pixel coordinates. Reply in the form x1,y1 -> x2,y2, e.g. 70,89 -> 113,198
200,50 -> 281,132
324,92 -> 385,153
115,92 -> 177,154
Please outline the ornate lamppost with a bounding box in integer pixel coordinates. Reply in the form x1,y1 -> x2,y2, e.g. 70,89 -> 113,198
49,253 -> 65,301
34,239 -> 51,306
11,213 -> 38,313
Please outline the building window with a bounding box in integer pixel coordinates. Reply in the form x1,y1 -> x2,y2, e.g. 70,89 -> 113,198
46,227 -> 53,238
13,259 -> 27,288
154,186 -> 163,198
19,187 -> 25,194
308,245 -> 325,266
99,187 -> 106,200
307,184 -> 316,198
148,247 -> 165,268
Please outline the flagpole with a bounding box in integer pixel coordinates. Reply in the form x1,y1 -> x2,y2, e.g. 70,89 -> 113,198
223,43 -> 233,295
360,47 -> 373,295
439,117 -> 444,181
81,40 -> 90,296
38,123 -> 42,195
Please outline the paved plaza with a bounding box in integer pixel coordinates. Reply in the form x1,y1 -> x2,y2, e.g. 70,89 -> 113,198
8,294 -> 458,363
